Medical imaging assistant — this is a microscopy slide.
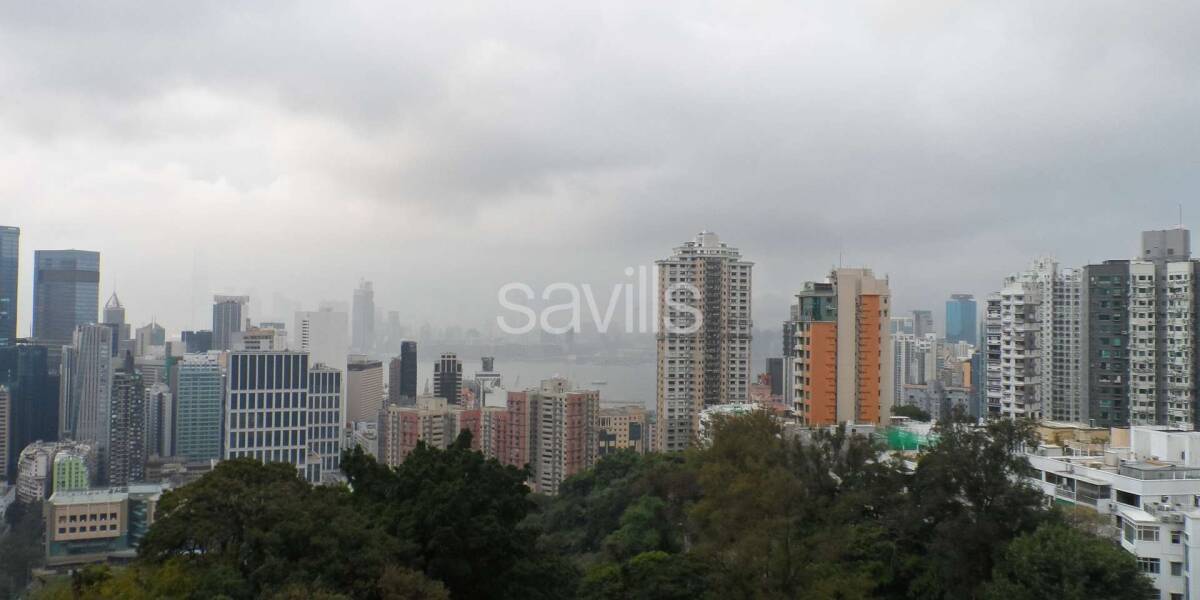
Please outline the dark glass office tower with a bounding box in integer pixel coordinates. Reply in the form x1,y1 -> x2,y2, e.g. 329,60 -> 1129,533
399,341 -> 417,400
0,226 -> 17,348
387,341 -> 419,405
945,294 -> 977,345
33,249 -> 100,346
766,357 -> 784,397
181,330 -> 213,353
0,342 -> 58,481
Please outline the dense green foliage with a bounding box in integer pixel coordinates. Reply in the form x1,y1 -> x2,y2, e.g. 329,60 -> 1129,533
25,415 -> 1154,599
890,404 -> 931,422
0,501 -> 45,598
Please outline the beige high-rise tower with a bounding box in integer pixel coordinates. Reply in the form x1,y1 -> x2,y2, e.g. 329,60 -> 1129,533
655,231 -> 752,452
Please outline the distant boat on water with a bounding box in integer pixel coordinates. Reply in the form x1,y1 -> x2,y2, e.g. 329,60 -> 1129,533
590,380 -> 608,385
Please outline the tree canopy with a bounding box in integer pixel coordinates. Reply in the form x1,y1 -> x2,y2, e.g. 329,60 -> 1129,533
29,414 -> 1153,600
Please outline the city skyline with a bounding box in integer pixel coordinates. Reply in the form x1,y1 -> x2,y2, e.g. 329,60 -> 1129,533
3,2 -> 1199,336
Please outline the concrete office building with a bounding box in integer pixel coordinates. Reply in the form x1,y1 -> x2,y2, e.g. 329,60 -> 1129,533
352,280 -> 375,352
44,484 -> 163,568
293,307 -> 349,374
308,365 -> 342,476
0,226 -> 18,348
33,250 -> 100,356
945,294 -> 977,345
212,295 -> 248,351
59,324 -> 113,446
233,326 -> 288,351
433,352 -> 463,404
655,231 -> 753,452
173,353 -> 223,462
224,351 -> 322,483
347,355 -> 383,425
786,268 -> 893,427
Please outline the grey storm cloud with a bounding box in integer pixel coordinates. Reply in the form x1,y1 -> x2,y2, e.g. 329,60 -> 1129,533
0,1 -> 1199,334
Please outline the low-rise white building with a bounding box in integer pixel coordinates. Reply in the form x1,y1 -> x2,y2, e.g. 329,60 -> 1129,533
1026,427 -> 1200,599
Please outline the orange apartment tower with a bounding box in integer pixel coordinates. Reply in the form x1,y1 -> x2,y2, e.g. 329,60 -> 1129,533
786,268 -> 892,426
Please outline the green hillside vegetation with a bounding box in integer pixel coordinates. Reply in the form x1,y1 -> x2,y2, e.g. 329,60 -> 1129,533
28,414 -> 1152,599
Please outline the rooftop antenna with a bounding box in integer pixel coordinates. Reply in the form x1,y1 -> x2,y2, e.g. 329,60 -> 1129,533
1180,203 -> 1185,229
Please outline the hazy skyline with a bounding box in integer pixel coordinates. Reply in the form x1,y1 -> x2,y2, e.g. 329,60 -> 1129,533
2,2 -> 1198,336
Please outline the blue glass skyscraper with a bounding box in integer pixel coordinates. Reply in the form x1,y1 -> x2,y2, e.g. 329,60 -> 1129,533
0,226 -> 17,348
945,294 -> 977,345
33,250 -> 100,346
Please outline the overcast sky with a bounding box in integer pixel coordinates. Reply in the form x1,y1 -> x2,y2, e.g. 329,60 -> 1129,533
2,1 -> 1198,337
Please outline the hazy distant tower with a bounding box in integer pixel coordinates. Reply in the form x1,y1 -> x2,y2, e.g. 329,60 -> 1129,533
212,295 -> 248,351
352,280 -> 375,352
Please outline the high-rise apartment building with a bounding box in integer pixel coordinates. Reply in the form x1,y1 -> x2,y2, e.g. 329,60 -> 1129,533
33,250 -> 100,363
433,352 -> 463,404
0,226 -> 18,348
655,231 -> 752,452
945,294 -> 977,345
308,365 -> 343,476
0,343 -> 57,481
785,269 -> 892,426
530,377 -> 599,495
107,355 -> 146,486
59,324 -> 113,444
378,395 -> 456,466
212,295 -> 248,351
347,355 -> 383,425
224,351 -> 322,483
352,280 -> 375,351
987,258 -> 1081,421
174,352 -> 223,462
1126,229 -> 1197,428
293,307 -> 349,372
